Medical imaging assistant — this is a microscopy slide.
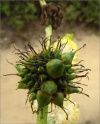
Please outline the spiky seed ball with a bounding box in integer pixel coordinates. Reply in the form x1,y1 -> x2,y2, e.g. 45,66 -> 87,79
5,37 -> 90,120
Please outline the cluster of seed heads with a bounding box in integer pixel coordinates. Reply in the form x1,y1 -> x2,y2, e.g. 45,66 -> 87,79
5,37 -> 90,120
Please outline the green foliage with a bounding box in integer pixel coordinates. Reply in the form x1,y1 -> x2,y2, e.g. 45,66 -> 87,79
46,0 -> 99,27
1,0 -> 99,30
64,0 -> 99,26
1,1 -> 38,30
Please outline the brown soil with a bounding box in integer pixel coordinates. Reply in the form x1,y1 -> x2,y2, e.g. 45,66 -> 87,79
0,21 -> 99,124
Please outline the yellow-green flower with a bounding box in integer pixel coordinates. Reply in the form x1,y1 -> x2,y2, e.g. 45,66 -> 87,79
46,34 -> 78,64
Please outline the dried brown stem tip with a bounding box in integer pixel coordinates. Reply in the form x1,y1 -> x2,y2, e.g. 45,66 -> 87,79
40,3 -> 63,30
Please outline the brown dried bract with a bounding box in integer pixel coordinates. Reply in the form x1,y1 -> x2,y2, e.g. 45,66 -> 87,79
40,3 -> 63,30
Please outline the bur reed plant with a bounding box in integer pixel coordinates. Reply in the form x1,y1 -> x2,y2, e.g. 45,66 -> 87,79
4,0 -> 90,124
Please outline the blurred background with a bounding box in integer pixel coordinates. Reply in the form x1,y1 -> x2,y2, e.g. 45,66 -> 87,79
0,0 -> 99,124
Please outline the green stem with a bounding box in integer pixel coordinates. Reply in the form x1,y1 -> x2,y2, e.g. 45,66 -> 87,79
45,25 -> 52,49
36,105 -> 48,124
39,0 -> 46,7
39,0 -> 52,49
37,1 -> 53,124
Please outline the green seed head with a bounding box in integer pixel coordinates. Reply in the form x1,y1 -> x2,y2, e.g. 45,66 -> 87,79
7,37 -> 90,118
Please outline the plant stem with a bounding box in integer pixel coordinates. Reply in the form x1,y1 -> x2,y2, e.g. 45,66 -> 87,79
45,25 -> 52,49
39,0 -> 46,7
39,0 -> 53,49
36,105 -> 48,124
37,1 -> 53,124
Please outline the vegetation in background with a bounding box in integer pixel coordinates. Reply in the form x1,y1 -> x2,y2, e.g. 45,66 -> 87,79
63,0 -> 99,27
1,0 -> 99,30
1,1 -> 38,30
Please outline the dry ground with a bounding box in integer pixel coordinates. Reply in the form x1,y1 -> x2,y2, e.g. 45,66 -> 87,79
0,21 -> 99,124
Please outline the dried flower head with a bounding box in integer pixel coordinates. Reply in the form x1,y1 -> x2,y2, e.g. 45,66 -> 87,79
41,3 -> 63,30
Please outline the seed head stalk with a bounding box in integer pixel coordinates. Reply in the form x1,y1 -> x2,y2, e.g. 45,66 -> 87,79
37,1 -> 53,124
39,0 -> 46,7
45,25 -> 52,49
36,105 -> 48,124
